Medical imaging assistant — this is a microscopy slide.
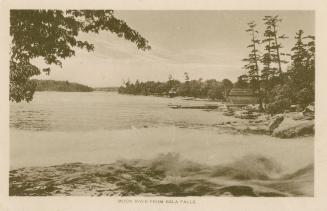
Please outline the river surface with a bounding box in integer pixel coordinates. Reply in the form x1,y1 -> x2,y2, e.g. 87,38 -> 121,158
10,92 -> 314,196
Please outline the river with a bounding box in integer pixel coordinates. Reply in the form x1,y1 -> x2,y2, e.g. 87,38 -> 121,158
9,92 -> 314,196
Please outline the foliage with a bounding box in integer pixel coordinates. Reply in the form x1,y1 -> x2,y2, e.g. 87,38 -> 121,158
288,30 -> 315,87
234,75 -> 249,89
265,30 -> 315,113
266,84 -> 292,114
242,21 -> 261,91
32,79 -> 93,92
287,30 -> 315,108
242,21 -> 263,109
240,17 -> 314,113
222,78 -> 233,98
261,16 -> 288,79
10,10 -> 151,102
118,76 -> 230,100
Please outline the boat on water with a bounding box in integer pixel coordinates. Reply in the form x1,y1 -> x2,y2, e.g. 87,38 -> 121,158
168,104 -> 182,109
168,104 -> 218,109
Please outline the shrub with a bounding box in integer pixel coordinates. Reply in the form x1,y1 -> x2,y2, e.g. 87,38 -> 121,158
295,87 -> 314,109
266,98 -> 291,114
266,84 -> 293,114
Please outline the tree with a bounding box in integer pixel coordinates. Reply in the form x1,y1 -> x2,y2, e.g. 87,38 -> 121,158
261,16 -> 274,82
266,30 -> 315,113
184,72 -> 190,82
180,72 -> 191,96
288,30 -> 315,107
260,16 -> 290,109
10,10 -> 151,102
242,21 -> 262,109
304,34 -> 315,93
167,74 -> 180,91
207,83 -> 224,100
222,78 -> 233,99
242,22 -> 260,89
262,16 -> 288,79
261,16 -> 275,106
234,75 -> 249,89
266,83 -> 293,114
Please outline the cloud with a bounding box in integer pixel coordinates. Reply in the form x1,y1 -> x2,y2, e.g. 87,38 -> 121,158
33,30 -> 244,87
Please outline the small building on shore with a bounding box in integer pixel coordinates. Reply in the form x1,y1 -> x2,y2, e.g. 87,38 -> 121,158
168,88 -> 177,98
227,88 -> 258,105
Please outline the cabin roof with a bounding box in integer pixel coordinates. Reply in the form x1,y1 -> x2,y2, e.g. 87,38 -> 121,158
228,88 -> 255,97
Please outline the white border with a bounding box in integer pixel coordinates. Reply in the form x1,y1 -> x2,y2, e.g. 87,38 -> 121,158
1,0 -> 327,211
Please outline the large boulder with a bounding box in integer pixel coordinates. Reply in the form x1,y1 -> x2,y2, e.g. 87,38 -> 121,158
234,110 -> 260,119
223,110 -> 234,116
290,105 -> 298,112
291,112 -> 305,120
245,125 -> 271,135
272,119 -> 314,138
245,104 -> 261,112
268,114 -> 284,132
303,105 -> 314,120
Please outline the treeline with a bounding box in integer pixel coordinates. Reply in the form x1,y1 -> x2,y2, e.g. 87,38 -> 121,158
32,79 -> 93,92
119,15 -> 314,115
241,15 -> 315,113
94,87 -> 119,92
119,74 -> 234,100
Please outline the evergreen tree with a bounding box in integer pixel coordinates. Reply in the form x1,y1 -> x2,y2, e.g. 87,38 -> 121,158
288,30 -> 315,106
260,16 -> 290,108
303,34 -> 315,86
234,75 -> 249,89
242,21 -> 262,109
261,16 -> 275,88
263,16 -> 288,80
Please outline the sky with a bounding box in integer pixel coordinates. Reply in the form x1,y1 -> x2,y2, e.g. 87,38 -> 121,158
34,10 -> 314,87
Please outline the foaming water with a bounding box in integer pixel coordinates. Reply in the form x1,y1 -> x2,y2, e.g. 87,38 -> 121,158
10,153 -> 313,196
10,92 -> 314,196
10,127 -> 313,173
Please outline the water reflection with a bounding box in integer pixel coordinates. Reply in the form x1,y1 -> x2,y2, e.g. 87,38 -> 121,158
10,110 -> 52,131
10,92 -> 222,132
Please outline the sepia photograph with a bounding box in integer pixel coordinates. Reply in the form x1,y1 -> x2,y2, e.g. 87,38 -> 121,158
8,9 -> 315,198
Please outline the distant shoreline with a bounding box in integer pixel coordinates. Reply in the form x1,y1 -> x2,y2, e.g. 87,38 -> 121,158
33,79 -> 93,92
33,79 -> 121,93
93,87 -> 119,92
118,92 -> 219,102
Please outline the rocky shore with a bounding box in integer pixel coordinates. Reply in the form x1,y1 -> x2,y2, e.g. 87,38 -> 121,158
167,99 -> 314,139
214,106 -> 314,139
9,93 -> 314,196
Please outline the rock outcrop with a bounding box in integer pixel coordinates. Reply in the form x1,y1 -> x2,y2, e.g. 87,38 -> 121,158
268,114 -> 284,132
303,105 -> 314,120
272,119 -> 314,138
217,111 -> 314,138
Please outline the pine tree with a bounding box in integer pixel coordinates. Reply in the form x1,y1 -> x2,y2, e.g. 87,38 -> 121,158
288,30 -> 315,107
303,34 -> 315,85
261,16 -> 275,84
263,16 -> 288,80
242,21 -> 262,109
289,30 -> 308,88
260,16 -> 290,108
261,16 -> 275,106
